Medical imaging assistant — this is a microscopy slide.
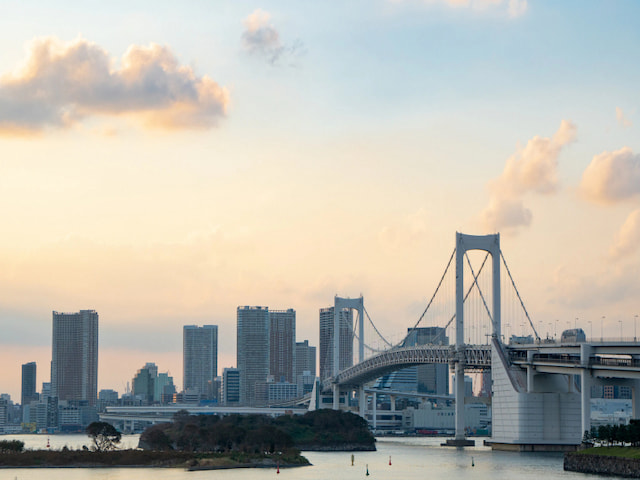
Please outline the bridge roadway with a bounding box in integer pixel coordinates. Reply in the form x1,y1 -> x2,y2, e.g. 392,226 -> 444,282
327,344 -> 491,390
99,405 -> 307,430
327,340 -> 640,391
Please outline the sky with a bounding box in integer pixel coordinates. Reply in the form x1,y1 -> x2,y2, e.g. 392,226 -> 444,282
0,0 -> 639,401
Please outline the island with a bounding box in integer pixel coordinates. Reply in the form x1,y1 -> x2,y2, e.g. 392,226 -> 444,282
0,409 -> 375,470
564,423 -> 640,477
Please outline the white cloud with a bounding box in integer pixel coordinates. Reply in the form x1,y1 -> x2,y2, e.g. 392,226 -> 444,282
241,10 -> 304,66
479,120 -> 576,233
610,209 -> 640,259
580,147 -> 640,204
616,107 -> 632,128
0,37 -> 229,134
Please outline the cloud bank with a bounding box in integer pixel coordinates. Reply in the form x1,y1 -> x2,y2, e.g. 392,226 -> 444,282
479,120 -> 576,234
0,37 -> 229,134
580,147 -> 640,205
241,10 -> 304,66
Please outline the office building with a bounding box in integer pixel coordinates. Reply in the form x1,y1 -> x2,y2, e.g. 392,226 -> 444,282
21,362 -> 38,406
155,372 -> 176,403
183,325 -> 218,399
295,340 -> 316,379
406,327 -> 449,395
269,309 -> 296,383
51,310 -> 99,406
132,363 -> 157,404
222,368 -> 240,406
319,306 -> 353,381
237,306 -> 270,406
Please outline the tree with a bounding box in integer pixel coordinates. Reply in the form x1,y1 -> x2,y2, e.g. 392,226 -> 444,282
0,440 -> 24,453
86,421 -> 122,451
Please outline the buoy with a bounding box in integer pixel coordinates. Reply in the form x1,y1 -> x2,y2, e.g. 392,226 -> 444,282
471,456 -> 475,467
351,454 -> 355,466
389,455 -> 392,466
366,464 -> 370,476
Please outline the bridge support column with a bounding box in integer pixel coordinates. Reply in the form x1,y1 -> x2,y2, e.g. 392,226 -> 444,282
454,361 -> 465,440
373,392 -> 377,432
358,386 -> 365,417
581,370 -> 591,437
580,344 -> 592,437
633,381 -> 640,421
332,385 -> 340,410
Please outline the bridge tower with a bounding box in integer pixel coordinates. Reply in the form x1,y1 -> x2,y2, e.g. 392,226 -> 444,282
332,296 -> 364,409
454,233 -> 501,443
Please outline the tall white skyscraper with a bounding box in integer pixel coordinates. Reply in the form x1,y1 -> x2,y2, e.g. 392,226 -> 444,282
237,306 -> 270,406
319,306 -> 353,381
51,310 -> 99,406
183,325 -> 218,399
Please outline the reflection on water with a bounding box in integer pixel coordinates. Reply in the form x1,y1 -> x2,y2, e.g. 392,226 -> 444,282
0,435 -> 610,480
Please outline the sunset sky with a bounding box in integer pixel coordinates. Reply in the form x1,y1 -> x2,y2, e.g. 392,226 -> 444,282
1,0 -> 639,400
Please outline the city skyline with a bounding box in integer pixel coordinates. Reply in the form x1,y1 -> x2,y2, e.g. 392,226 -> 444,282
0,1 -> 639,401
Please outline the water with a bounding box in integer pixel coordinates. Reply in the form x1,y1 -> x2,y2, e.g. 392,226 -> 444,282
0,435 -> 611,480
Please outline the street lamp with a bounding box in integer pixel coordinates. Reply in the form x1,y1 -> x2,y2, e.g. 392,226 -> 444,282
635,314 -> 638,342
619,319 -> 623,341
601,316 -> 605,342
555,319 -> 559,339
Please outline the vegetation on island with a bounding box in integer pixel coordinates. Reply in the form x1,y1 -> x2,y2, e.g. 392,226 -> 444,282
566,424 -> 640,476
139,409 -> 376,453
0,410 -> 373,469
581,421 -> 640,450
86,421 -> 122,451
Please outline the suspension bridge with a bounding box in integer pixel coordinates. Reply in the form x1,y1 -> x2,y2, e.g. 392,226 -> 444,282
319,232 -> 640,449
100,232 -> 640,450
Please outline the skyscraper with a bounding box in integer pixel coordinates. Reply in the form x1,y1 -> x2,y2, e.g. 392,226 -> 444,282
51,310 -> 99,406
21,362 -> 37,406
237,306 -> 270,406
269,309 -> 296,383
132,362 -> 157,404
183,325 -> 218,399
405,327 -> 449,395
295,340 -> 316,379
319,306 -> 353,381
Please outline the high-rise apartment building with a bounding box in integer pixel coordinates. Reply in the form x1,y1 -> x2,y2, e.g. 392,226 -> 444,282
21,362 -> 38,406
269,309 -> 296,383
295,340 -> 316,379
237,306 -> 270,406
319,306 -> 353,381
51,310 -> 98,406
183,325 -> 218,399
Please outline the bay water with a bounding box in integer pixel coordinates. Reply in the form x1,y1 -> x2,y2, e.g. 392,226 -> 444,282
0,434 -> 608,480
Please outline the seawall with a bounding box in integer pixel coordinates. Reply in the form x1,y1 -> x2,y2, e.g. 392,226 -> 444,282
564,452 -> 640,477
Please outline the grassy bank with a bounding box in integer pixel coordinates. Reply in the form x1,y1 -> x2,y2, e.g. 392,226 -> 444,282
575,446 -> 640,459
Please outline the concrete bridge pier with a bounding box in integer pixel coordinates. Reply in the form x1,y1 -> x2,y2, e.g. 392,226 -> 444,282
332,385 -> 340,410
633,380 -> 640,420
358,386 -> 366,417
580,344 -> 593,437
